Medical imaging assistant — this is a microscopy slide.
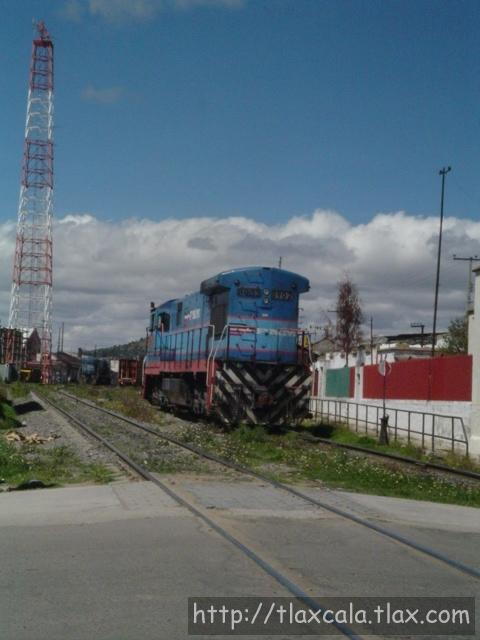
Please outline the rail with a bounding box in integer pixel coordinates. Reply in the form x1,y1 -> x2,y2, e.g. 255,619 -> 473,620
310,398 -> 469,456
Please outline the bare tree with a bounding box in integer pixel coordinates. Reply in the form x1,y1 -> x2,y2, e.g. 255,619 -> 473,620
335,276 -> 364,366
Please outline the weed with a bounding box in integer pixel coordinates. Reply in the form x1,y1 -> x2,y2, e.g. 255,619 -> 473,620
0,400 -> 22,431
302,421 -> 480,473
60,385 -> 164,425
2,381 -> 31,399
232,424 -> 268,444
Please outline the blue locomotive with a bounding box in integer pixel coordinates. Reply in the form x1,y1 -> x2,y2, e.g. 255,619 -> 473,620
143,266 -> 312,425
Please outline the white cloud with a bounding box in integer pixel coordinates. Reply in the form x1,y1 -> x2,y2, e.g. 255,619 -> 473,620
88,0 -> 161,22
0,209 -> 477,350
58,0 -> 84,21
81,85 -> 125,104
61,0 -> 245,23
174,0 -> 244,8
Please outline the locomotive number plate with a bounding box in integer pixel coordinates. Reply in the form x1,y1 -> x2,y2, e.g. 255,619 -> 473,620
271,289 -> 293,301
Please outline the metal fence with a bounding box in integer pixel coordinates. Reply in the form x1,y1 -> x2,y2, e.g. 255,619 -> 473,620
309,398 -> 469,456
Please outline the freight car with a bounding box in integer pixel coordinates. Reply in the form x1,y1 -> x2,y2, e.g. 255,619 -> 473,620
118,358 -> 141,385
143,266 -> 312,425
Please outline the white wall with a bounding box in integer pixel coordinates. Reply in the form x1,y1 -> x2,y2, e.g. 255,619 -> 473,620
468,268 -> 480,455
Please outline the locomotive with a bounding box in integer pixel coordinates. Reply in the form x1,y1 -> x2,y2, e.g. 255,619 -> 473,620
79,355 -> 111,385
143,266 -> 312,425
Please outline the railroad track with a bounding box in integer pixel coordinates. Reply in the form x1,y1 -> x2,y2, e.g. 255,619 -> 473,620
41,389 -> 480,584
296,431 -> 480,482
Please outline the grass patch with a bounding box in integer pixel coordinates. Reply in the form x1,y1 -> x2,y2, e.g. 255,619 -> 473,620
0,439 -> 114,487
301,421 -> 480,474
0,381 -> 31,399
46,384 -> 164,425
0,400 -> 22,431
0,386 -> 22,431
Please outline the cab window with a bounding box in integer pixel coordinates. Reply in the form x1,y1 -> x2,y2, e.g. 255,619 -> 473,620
158,312 -> 170,332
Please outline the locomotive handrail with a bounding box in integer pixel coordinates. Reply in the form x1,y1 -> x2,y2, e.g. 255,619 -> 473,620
207,323 -> 230,369
206,322 -> 219,388
207,323 -> 232,406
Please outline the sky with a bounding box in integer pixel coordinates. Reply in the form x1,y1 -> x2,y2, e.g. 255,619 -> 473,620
0,0 -> 479,349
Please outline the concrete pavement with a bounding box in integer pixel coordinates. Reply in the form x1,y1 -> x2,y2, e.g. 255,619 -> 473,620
0,479 -> 478,639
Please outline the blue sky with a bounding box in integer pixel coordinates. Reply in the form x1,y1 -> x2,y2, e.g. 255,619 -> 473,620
1,0 -> 479,225
0,0 -> 479,347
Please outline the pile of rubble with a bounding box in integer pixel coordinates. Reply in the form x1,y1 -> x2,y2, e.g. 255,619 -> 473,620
4,430 -> 60,445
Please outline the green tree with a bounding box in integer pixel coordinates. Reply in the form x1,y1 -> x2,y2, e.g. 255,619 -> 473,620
441,316 -> 468,354
84,337 -> 146,359
335,276 -> 364,366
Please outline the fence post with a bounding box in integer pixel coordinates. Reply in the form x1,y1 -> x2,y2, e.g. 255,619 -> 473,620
432,415 -> 435,453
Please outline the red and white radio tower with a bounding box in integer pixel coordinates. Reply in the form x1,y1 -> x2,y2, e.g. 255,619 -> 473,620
8,22 -> 54,383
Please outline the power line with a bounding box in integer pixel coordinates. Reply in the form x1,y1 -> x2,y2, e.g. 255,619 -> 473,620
410,322 -> 425,346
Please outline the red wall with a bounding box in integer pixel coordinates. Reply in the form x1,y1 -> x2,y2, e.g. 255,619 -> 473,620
363,354 -> 472,402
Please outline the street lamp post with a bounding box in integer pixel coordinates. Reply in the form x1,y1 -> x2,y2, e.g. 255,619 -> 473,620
431,166 -> 451,357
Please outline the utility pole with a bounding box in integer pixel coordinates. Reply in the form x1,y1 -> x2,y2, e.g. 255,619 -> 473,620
278,256 -> 283,268
432,166 -> 451,358
453,255 -> 480,311
59,322 -> 64,352
370,316 -> 373,365
410,322 -> 425,346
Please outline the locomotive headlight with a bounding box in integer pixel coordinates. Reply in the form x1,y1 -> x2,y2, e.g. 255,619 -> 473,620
263,289 -> 270,295
263,297 -> 269,304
